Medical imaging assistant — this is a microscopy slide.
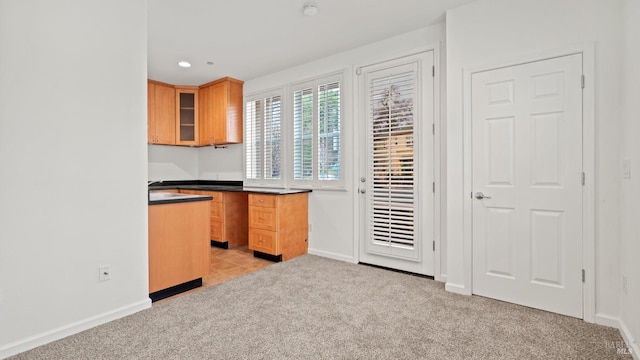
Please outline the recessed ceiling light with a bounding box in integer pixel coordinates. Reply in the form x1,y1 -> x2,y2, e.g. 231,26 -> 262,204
177,61 -> 191,68
303,4 -> 318,16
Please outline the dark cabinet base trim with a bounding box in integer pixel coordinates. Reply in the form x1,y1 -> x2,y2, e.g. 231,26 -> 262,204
252,251 -> 282,262
210,240 -> 229,249
149,278 -> 202,302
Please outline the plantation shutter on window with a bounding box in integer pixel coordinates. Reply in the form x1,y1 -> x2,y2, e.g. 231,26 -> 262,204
245,92 -> 282,181
291,74 -> 342,187
245,99 -> 262,179
318,81 -> 341,180
368,69 -> 416,249
293,87 -> 314,180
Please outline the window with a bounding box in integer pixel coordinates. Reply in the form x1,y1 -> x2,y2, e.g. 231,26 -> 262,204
245,90 -> 282,183
292,73 -> 343,187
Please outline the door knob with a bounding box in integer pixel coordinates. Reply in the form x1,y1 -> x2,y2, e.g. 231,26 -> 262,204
475,192 -> 491,199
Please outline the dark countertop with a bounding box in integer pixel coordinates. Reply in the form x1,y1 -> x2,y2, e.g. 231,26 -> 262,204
148,192 -> 214,206
148,180 -> 312,195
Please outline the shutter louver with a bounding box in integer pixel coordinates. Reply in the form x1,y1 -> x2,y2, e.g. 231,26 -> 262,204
368,72 -> 415,249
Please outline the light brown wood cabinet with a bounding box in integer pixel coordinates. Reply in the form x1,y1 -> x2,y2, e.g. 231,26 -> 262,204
147,77 -> 243,147
147,80 -> 176,145
198,77 -> 244,146
148,200 -> 210,296
180,190 -> 248,248
248,193 -> 308,261
175,87 -> 199,146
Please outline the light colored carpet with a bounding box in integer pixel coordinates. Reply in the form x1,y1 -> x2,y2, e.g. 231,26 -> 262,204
11,255 -> 631,359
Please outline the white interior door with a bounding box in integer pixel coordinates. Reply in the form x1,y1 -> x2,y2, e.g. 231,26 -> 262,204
472,54 -> 583,318
358,52 -> 434,275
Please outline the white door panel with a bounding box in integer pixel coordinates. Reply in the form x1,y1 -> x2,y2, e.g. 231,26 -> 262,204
358,52 -> 434,275
472,54 -> 583,318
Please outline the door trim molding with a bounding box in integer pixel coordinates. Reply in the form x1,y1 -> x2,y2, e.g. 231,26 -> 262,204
461,44 -> 596,322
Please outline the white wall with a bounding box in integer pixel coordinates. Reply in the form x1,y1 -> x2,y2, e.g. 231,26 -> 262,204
0,1 -> 149,357
242,25 -> 445,263
445,0 -> 623,323
619,0 -> 640,354
198,144 -> 243,181
148,144 -> 198,181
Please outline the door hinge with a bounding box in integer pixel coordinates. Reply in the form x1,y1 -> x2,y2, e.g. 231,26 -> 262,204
581,75 -> 585,89
433,240 -> 435,251
432,65 -> 435,77
432,123 -> 435,135
432,182 -> 435,193
581,172 -> 586,186
582,269 -> 585,283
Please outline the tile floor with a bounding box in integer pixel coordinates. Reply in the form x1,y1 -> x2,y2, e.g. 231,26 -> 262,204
157,245 -> 274,303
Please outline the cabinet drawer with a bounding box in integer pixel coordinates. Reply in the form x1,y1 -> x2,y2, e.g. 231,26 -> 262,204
249,228 -> 277,255
210,202 -> 223,222
210,221 -> 223,241
249,194 -> 276,208
248,206 -> 276,231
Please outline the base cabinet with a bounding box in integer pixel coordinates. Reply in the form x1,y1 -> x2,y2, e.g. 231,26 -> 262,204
248,193 -> 308,261
148,201 -> 210,295
180,190 -> 248,248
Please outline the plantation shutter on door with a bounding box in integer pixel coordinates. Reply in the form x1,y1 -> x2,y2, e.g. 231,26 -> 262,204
366,63 -> 418,258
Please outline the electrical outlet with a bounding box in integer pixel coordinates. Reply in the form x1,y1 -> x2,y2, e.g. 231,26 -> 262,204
99,265 -> 111,282
623,159 -> 631,179
622,275 -> 628,295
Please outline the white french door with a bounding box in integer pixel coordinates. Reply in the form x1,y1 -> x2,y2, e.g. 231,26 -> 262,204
358,51 -> 434,275
471,54 -> 583,318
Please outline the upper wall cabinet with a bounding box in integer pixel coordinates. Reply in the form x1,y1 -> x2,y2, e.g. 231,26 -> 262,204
147,77 -> 243,147
175,87 -> 199,146
199,77 -> 244,146
147,80 -> 176,145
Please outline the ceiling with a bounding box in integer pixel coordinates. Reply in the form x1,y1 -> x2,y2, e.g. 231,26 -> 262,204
148,0 -> 476,86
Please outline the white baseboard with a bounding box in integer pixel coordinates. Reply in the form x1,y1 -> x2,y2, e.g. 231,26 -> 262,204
595,313 -> 622,328
445,282 -> 470,295
595,314 -> 638,359
307,248 -> 356,264
619,319 -> 639,360
0,299 -> 151,359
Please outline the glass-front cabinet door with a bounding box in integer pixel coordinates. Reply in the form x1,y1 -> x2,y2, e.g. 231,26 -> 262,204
175,87 -> 198,145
